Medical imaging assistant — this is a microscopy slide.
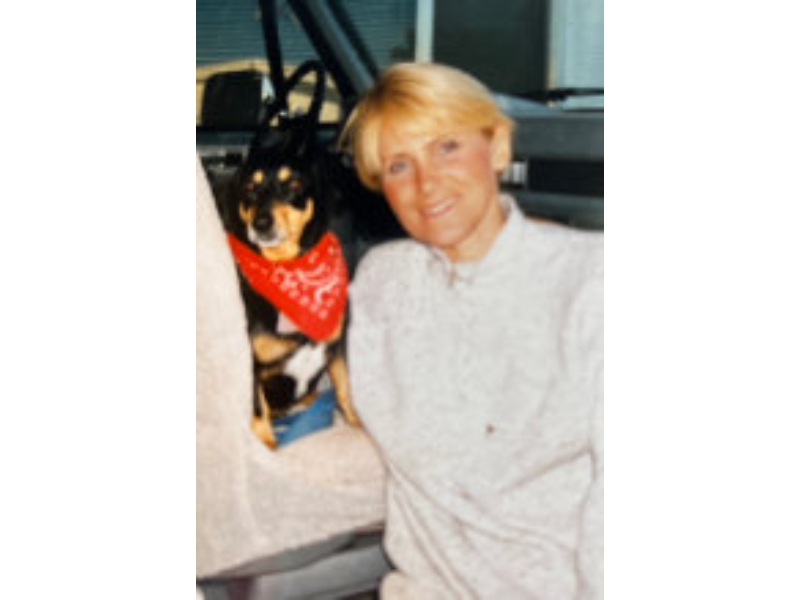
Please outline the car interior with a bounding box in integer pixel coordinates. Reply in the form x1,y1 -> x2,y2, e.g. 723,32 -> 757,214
197,1 -> 603,598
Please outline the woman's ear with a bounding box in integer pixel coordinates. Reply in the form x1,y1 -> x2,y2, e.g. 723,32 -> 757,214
489,122 -> 512,174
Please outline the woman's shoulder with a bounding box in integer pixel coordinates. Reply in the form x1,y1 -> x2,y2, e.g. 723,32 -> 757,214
521,217 -> 603,276
524,216 -> 602,247
348,239 -> 427,323
352,238 -> 427,283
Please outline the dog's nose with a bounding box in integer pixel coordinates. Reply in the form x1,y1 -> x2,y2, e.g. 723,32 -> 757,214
253,211 -> 274,232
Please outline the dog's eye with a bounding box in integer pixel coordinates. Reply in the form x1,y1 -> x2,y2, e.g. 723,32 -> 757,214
290,195 -> 310,209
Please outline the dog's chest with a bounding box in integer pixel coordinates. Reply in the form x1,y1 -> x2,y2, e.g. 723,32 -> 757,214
277,312 -> 330,396
284,341 -> 329,396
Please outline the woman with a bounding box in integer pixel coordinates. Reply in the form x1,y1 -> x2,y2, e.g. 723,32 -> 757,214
341,62 -> 603,599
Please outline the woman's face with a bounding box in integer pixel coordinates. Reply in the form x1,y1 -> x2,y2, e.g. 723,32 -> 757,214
377,121 -> 511,263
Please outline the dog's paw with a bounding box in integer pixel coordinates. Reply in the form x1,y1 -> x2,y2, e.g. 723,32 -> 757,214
251,415 -> 278,450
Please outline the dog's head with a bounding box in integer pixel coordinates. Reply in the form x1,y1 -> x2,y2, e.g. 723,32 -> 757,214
227,159 -> 328,262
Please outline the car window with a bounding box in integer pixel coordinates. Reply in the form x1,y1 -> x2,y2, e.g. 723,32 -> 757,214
196,0 -> 603,231
196,0 -> 342,128
335,0 -> 603,112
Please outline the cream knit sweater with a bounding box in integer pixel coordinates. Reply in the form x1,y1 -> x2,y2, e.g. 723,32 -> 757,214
348,195 -> 603,599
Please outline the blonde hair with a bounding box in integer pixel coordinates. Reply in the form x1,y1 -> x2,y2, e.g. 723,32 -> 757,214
340,62 -> 514,191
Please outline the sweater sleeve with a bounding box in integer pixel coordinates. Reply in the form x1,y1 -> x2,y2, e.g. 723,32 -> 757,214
346,243 -> 402,418
579,372 -> 603,599
577,246 -> 604,600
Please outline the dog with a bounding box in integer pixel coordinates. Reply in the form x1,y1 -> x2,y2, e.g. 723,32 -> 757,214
222,154 -> 360,449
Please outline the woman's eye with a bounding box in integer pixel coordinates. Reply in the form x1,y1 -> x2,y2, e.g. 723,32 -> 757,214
438,139 -> 459,155
387,160 -> 409,176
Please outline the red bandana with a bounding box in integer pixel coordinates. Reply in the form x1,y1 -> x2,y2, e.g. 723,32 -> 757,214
227,232 -> 349,342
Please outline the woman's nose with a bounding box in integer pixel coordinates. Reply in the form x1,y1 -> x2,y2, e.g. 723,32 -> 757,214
416,161 -> 437,195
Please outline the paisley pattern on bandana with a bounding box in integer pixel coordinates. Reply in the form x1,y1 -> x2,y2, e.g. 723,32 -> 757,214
228,232 -> 349,342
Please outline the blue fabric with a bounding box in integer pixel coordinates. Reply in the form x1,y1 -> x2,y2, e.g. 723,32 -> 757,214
273,388 -> 336,447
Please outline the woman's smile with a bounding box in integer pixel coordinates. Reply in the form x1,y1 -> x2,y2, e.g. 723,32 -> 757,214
421,198 -> 455,219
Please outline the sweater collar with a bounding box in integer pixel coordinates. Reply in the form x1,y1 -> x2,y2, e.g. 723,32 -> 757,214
428,193 -> 524,285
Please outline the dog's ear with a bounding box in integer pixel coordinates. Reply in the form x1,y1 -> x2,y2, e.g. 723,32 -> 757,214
217,167 -> 251,238
216,174 -> 238,234
299,192 -> 327,252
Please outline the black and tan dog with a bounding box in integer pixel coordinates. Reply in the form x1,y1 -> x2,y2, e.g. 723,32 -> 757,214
223,156 -> 359,449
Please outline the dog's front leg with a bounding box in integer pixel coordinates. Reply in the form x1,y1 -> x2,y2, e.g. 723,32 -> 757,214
251,384 -> 278,450
328,351 -> 360,427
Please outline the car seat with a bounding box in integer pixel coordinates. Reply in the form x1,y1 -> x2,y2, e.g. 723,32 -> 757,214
196,154 -> 388,599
